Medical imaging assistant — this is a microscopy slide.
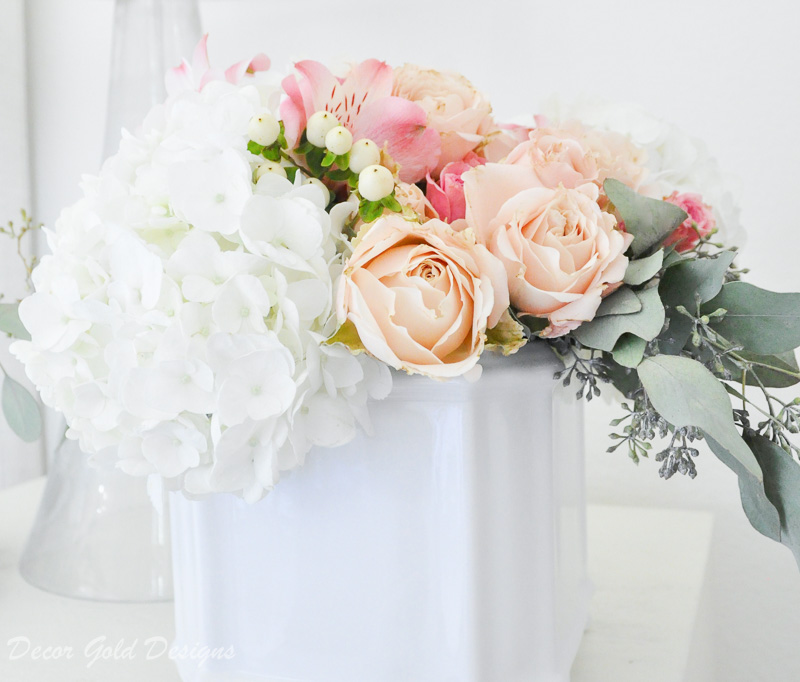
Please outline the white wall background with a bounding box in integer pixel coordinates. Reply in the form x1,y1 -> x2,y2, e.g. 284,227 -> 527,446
16,0 -> 800,679
0,0 -> 45,488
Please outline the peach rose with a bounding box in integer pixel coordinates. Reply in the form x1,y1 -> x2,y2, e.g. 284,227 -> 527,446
393,65 -> 492,175
336,216 -> 509,378
464,173 -> 632,338
505,128 -> 599,189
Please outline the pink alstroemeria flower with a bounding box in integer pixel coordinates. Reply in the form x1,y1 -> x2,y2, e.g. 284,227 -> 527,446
166,35 -> 270,96
280,59 -> 441,183
426,153 -> 485,222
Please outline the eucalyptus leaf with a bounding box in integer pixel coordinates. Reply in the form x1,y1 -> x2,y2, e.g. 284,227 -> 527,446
706,436 -> 781,543
0,302 -> 30,340
657,311 -> 693,356
606,362 -> 641,399
623,249 -> 664,286
604,179 -> 688,257
745,432 -> 800,569
612,333 -> 647,368
637,355 -> 761,480
724,350 -> 800,389
703,282 -> 800,355
714,432 -> 800,569
595,287 -> 642,317
2,375 -> 42,443
573,286 -> 665,352
660,251 -> 736,309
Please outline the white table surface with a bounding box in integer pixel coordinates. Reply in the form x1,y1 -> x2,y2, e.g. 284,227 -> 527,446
0,478 -> 714,682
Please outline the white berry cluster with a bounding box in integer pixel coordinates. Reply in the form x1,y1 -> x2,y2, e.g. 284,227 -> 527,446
12,75 -> 390,501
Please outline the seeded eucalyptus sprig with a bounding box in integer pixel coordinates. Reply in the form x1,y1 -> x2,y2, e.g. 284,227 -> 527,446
553,179 -> 800,568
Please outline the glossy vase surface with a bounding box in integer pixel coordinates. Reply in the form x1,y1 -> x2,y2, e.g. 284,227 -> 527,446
170,342 -> 591,682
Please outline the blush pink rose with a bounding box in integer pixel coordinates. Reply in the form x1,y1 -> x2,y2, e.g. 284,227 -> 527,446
662,191 -> 716,252
479,122 -> 533,163
392,64 -> 493,175
505,128 -> 599,189
280,59 -> 441,183
464,172 -> 632,338
336,216 -> 509,378
425,153 -> 485,222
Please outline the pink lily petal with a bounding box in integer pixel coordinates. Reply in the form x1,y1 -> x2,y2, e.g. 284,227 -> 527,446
225,53 -> 270,84
352,97 -> 441,183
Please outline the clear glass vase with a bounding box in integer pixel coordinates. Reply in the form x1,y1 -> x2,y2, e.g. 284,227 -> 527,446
20,437 -> 173,601
103,0 -> 203,158
19,0 -> 202,602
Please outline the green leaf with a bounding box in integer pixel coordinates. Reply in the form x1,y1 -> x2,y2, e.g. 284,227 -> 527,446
285,167 -> 299,183
516,313 -> 549,337
359,200 -> 384,223
247,140 -> 264,155
702,281 -> 800,355
657,311 -> 694,356
0,303 -> 30,340
485,310 -> 527,356
305,147 -> 326,177
604,179 -> 688,257
325,320 -> 365,354
706,435 -> 782,544
2,375 -> 42,442
261,146 -> 281,162
381,194 -> 403,213
659,251 -> 736,309
724,350 -> 800,389
606,362 -> 641,399
596,287 -> 642,317
336,152 -> 350,170
612,333 -> 647,368
574,286 -> 665,352
321,150 -> 337,168
295,140 -> 314,156
327,169 -> 352,182
637,355 -> 761,480
744,432 -> 800,569
623,249 -> 664,286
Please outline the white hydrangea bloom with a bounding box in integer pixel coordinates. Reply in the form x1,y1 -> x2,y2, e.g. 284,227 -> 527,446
541,95 -> 745,246
12,69 -> 391,501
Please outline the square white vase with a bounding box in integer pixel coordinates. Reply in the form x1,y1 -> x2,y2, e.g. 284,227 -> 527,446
170,342 -> 591,682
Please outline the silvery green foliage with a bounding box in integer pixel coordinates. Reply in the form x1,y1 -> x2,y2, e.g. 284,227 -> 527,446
568,180 -> 800,569
10,75 -> 390,502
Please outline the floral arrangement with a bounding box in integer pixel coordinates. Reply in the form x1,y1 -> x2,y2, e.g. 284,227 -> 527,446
11,38 -> 800,565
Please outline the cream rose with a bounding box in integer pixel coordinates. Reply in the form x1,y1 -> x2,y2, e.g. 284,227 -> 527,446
394,181 -> 438,220
336,215 -> 509,378
505,128 -> 599,189
464,173 -> 632,338
393,64 -> 492,175
562,121 -> 648,189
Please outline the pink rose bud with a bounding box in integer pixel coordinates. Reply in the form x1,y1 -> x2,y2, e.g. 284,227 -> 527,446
662,191 -> 716,252
426,154 -> 485,223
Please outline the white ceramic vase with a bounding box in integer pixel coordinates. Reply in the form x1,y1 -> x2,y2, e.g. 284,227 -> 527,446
170,342 -> 591,682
